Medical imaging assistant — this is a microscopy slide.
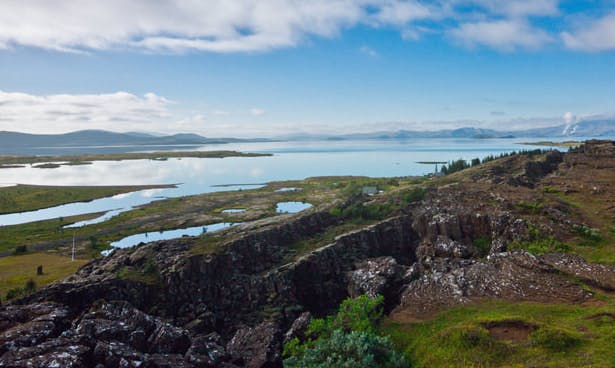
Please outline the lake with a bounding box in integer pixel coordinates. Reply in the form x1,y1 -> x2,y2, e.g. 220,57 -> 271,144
0,137 -> 595,226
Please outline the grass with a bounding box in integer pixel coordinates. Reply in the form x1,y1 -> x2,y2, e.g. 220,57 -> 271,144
0,184 -> 175,214
0,252 -> 87,300
382,301 -> 615,367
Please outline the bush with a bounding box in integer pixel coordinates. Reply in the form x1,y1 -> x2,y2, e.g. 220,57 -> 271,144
284,330 -> 407,368
5,279 -> 37,300
508,224 -> 569,254
572,225 -> 603,244
5,288 -> 22,300
24,279 -> 36,293
400,188 -> 426,205
283,295 -> 407,367
14,245 -> 27,255
531,328 -> 582,351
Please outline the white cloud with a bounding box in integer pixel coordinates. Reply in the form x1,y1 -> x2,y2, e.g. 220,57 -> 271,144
249,108 -> 266,116
359,45 -> 379,57
0,0 -> 424,53
561,12 -> 615,51
370,0 -> 432,26
0,0 -> 561,54
450,19 -> 553,51
0,90 -> 172,133
461,0 -> 559,17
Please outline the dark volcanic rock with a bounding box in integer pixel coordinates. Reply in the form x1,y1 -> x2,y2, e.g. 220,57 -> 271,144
347,256 -> 406,303
397,251 -> 590,317
283,312 -> 311,344
542,253 -> 615,291
226,322 -> 282,368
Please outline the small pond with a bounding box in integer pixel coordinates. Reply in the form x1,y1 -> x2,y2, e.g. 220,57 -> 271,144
221,208 -> 246,213
275,201 -> 312,214
274,187 -> 301,192
108,222 -> 238,250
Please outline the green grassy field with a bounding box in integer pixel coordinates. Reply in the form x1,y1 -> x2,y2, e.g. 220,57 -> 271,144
0,252 -> 87,300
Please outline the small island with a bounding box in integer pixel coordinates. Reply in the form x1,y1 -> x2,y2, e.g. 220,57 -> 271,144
0,150 -> 271,168
518,141 -> 581,148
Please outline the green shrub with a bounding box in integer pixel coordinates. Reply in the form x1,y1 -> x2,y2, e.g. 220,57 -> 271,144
284,329 -> 407,368
5,287 -> 22,300
542,186 -> 561,194
472,237 -> 492,257
572,225 -> 603,244
283,295 -> 407,367
24,279 -> 36,293
508,224 -> 569,254
531,328 -> 582,351
400,188 -> 426,205
14,245 -> 27,255
515,201 -> 544,215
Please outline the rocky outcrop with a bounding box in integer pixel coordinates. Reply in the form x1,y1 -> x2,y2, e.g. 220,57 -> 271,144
396,251 -> 590,318
226,322 -> 282,368
542,253 -> 615,291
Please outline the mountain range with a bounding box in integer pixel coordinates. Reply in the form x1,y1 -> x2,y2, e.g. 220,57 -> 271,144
282,119 -> 615,141
0,130 -> 271,155
0,119 -> 613,155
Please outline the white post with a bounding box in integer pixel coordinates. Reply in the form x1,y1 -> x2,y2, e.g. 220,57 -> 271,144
72,231 -> 76,261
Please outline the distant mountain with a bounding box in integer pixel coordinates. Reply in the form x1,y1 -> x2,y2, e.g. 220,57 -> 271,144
282,119 -> 615,141
0,130 -> 272,155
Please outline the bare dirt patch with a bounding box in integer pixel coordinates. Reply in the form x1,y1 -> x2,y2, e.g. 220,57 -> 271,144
481,320 -> 537,342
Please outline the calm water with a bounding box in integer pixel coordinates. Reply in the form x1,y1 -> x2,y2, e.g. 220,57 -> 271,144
0,137 -> 594,226
276,202 -> 312,213
109,222 -> 237,249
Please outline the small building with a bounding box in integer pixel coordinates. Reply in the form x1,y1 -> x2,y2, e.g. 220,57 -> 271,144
362,186 -> 378,195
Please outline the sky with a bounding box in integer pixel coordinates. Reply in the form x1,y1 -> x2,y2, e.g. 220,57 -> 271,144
0,0 -> 614,137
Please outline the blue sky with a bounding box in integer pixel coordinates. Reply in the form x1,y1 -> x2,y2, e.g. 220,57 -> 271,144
0,0 -> 614,137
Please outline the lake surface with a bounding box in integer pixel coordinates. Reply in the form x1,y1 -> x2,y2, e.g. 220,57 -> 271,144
0,137 -> 602,226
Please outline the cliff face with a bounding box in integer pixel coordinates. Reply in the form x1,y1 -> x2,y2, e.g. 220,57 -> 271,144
1,140 -> 614,367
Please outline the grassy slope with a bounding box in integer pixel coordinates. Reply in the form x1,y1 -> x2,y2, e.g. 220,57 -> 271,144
379,147 -> 615,367
383,301 -> 615,367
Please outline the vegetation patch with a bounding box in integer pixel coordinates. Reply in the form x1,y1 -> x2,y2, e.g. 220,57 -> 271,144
0,253 -> 87,299
116,258 -> 159,285
383,301 -> 615,367
284,295 -> 407,368
508,224 -> 569,255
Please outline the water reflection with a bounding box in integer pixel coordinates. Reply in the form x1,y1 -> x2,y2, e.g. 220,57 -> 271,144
109,222 -> 237,249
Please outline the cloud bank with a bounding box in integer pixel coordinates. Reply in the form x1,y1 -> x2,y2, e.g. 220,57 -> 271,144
0,1 -> 613,53
0,90 -> 172,133
0,89 -> 590,137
